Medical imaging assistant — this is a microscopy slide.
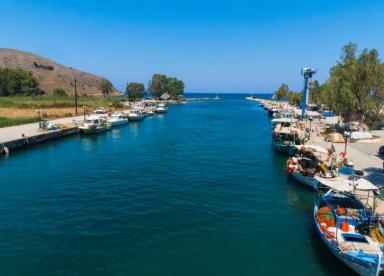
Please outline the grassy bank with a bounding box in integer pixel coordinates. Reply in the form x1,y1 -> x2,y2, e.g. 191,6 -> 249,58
0,117 -> 39,128
0,96 -> 126,126
0,96 -> 124,109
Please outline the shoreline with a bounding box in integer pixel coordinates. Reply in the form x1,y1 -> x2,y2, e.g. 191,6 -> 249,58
251,97 -> 384,186
0,97 -> 220,154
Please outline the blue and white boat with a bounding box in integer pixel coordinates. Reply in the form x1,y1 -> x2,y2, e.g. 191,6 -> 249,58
314,177 -> 383,275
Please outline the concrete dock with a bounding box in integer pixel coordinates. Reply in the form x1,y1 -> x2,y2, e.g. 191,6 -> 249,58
0,115 -> 83,154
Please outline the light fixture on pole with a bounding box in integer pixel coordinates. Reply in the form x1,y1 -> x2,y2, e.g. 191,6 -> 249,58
36,109 -> 42,129
83,106 -> 86,121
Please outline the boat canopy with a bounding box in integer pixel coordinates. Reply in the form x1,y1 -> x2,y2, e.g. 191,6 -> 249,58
294,144 -> 328,154
315,176 -> 378,192
277,128 -> 305,135
271,118 -> 298,123
87,115 -> 102,120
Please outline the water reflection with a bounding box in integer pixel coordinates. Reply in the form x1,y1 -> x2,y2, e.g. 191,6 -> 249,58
110,128 -> 122,141
127,122 -> 140,137
80,133 -> 104,152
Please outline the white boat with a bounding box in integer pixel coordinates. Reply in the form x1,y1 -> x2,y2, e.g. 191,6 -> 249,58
128,109 -> 145,121
94,107 -> 107,114
79,116 -> 108,134
155,103 -> 167,114
268,106 -> 279,116
108,112 -> 128,127
313,178 -> 382,275
291,171 -> 318,188
214,93 -> 221,100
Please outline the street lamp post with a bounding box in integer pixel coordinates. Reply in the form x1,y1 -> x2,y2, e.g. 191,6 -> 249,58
70,67 -> 78,115
53,87 -> 56,106
36,109 -> 42,129
309,116 -> 313,139
344,131 -> 350,155
83,106 -> 86,121
74,77 -> 78,115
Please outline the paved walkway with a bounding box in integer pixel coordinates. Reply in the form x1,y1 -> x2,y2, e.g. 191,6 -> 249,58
308,121 -> 384,185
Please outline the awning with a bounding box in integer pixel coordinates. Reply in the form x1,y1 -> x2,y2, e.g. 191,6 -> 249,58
271,118 -> 298,123
315,176 -> 378,192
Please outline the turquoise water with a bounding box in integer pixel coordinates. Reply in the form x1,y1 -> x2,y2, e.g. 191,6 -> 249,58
0,95 -> 351,275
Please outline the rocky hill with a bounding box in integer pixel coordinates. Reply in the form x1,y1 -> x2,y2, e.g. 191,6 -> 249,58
0,48 -> 120,96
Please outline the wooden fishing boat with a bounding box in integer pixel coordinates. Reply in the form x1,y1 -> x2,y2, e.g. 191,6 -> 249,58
287,145 -> 337,188
314,177 -> 383,275
272,119 -> 306,155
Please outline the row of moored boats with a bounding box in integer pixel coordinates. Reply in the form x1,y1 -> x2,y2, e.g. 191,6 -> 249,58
79,103 -> 167,134
259,99 -> 384,276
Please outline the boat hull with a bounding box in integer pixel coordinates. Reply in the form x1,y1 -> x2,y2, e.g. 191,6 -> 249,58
79,126 -> 107,134
272,141 -> 295,155
155,109 -> 167,114
128,115 -> 145,121
109,119 -> 128,127
291,171 -> 317,188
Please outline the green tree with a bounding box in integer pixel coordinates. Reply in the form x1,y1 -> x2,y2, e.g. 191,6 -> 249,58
327,43 -> 384,125
167,77 -> 184,98
0,67 -> 43,96
149,74 -> 168,98
126,82 -> 145,101
288,91 -> 303,105
100,79 -> 113,97
309,80 -> 320,103
274,83 -> 289,99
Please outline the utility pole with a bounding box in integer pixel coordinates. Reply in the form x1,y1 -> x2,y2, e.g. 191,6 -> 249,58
83,106 -> 86,121
74,77 -> 78,115
53,85 -> 56,107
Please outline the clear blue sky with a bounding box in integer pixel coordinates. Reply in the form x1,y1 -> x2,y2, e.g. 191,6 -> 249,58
1,0 -> 384,93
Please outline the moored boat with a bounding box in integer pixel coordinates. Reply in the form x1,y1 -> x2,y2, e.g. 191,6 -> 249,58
272,119 -> 306,155
94,107 -> 108,115
155,103 -> 168,114
128,109 -> 145,121
268,105 -> 279,116
313,178 -> 382,275
287,145 -> 337,188
108,112 -> 128,127
79,115 -> 108,134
